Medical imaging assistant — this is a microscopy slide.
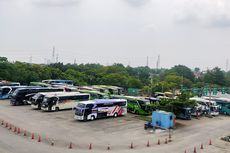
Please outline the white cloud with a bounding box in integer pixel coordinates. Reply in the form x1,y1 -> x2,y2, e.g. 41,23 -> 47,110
174,0 -> 230,28
32,0 -> 79,7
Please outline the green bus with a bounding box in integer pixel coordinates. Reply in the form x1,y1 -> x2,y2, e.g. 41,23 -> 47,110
79,90 -> 109,100
110,95 -> 151,115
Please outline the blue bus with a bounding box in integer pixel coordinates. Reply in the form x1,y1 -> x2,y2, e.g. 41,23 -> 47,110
0,86 -> 27,100
212,97 -> 230,115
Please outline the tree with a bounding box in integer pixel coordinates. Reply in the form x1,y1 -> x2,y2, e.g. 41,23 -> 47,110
203,67 -> 226,86
168,65 -> 195,82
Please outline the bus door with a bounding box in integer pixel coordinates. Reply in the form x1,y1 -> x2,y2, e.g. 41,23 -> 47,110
0,87 -> 11,99
84,104 -> 94,119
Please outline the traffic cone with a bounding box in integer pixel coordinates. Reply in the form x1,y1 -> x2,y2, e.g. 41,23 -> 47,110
157,139 -> 160,145
24,129 -> 27,136
89,143 -> 92,150
130,142 -> 134,149
31,133 -> 35,139
107,144 -> 111,150
5,122 -> 8,128
193,146 -> 197,153
209,139 -> 212,145
69,142 -> 73,149
17,128 -> 21,134
14,126 -> 17,132
51,140 -> 54,146
9,124 -> 12,130
165,138 -> 168,144
200,143 -> 204,149
38,135 -> 41,142
146,140 -> 150,147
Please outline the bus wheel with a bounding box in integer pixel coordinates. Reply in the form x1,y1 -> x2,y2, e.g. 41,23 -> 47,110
55,107 -> 59,112
90,116 -> 95,121
114,113 -> 118,118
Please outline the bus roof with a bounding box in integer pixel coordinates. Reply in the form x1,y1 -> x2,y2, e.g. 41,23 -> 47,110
79,99 -> 126,105
44,92 -> 89,98
79,90 -> 106,95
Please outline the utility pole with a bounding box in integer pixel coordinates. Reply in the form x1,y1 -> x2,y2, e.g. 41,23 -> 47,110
52,46 -> 55,63
74,58 -> 76,65
226,59 -> 229,72
146,56 -> 149,67
29,56 -> 32,64
156,55 -> 160,71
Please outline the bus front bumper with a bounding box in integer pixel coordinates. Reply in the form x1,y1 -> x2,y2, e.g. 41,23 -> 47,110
74,115 -> 84,120
31,104 -> 39,109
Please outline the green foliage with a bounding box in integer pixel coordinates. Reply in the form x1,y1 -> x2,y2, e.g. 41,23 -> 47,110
203,67 -> 226,86
0,57 -> 230,91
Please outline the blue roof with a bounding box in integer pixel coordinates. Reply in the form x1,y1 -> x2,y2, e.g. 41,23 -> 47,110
94,99 -> 125,104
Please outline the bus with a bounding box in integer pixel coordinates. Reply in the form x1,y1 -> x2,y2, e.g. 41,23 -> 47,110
175,108 -> 192,120
79,90 -> 109,100
0,81 -> 20,86
110,95 -> 151,115
30,82 -> 51,87
0,86 -> 28,100
41,92 -> 90,111
92,85 -> 124,95
29,92 -> 67,109
198,97 -> 220,116
74,99 -> 127,121
208,97 -> 230,115
42,80 -> 74,86
10,87 -> 64,106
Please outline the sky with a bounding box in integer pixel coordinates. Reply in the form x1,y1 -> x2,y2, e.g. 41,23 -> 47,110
0,0 -> 230,70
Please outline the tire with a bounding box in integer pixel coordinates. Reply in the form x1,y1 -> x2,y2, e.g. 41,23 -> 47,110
90,115 -> 95,121
114,113 -> 118,118
55,107 -> 59,112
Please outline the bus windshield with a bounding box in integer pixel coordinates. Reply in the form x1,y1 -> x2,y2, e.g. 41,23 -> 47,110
138,100 -> 150,105
77,103 -> 86,108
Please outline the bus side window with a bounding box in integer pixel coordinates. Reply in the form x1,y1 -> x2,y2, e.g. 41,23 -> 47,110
228,105 -> 230,109
118,101 -> 126,106
86,104 -> 94,109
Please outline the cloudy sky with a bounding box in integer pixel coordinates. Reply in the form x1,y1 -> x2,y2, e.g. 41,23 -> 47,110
0,0 -> 230,70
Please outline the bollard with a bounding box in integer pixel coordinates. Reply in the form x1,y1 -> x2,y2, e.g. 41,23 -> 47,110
193,146 -> 197,153
157,139 -> 160,145
165,138 -> 168,144
146,140 -> 150,147
107,144 -> 111,150
14,126 -> 17,133
17,128 -> 21,134
89,143 -> 92,150
24,129 -> 27,136
69,142 -> 73,149
130,142 -> 134,149
38,135 -> 41,142
5,122 -> 8,128
209,139 -> 212,145
51,140 -> 54,146
31,133 -> 35,139
9,124 -> 12,130
200,143 -> 204,149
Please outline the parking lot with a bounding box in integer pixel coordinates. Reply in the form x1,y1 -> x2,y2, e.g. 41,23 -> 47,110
1,99 -> 230,153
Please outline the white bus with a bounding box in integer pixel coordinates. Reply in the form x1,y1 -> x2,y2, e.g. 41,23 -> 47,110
190,97 -> 219,116
41,92 -> 90,111
29,92 -> 68,109
74,99 -> 127,121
